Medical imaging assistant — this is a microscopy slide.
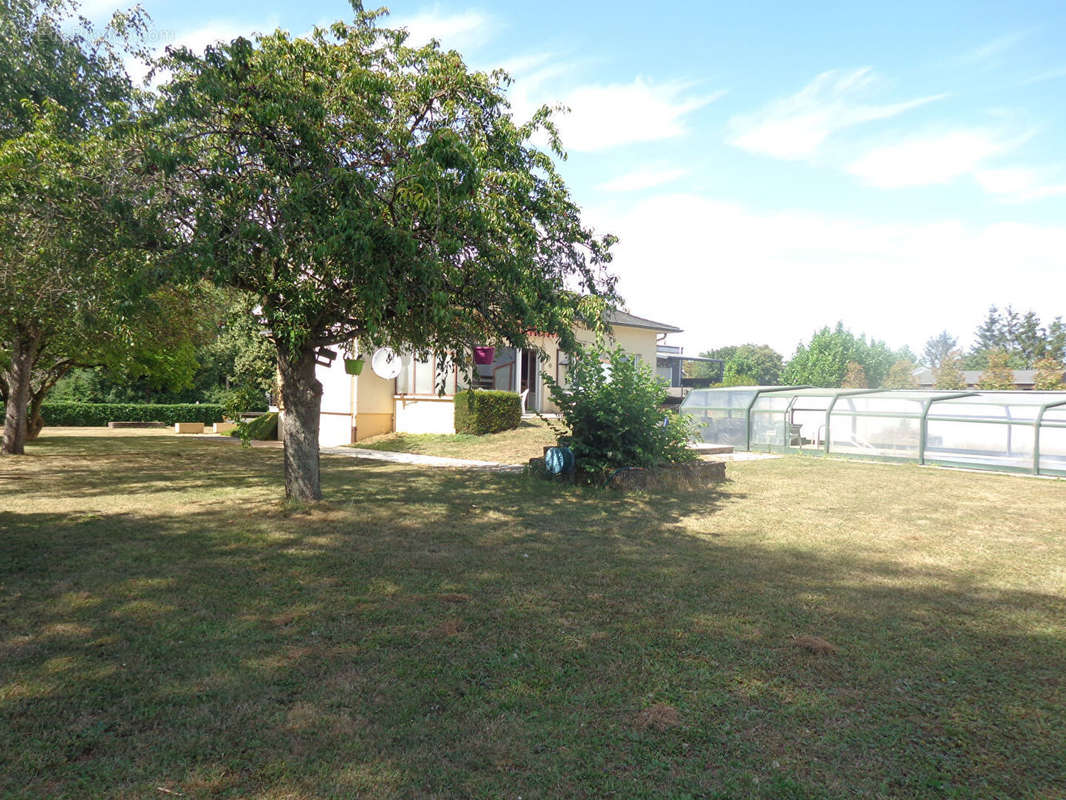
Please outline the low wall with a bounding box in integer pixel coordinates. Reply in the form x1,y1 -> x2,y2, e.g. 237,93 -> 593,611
393,396 -> 455,435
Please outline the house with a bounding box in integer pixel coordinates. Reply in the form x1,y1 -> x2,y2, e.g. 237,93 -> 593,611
314,310 -> 683,446
913,367 -> 1046,391
655,345 -> 722,404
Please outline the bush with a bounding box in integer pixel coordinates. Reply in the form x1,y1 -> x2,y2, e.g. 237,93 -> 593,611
231,411 -> 279,441
454,390 -> 522,434
545,341 -> 698,482
33,402 -> 225,427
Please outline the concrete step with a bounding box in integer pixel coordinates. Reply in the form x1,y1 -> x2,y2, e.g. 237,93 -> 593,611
691,443 -> 735,455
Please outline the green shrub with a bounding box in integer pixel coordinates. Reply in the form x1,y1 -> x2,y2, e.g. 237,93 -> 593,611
231,411 -> 279,441
34,402 -> 225,427
454,390 -> 521,434
545,341 -> 698,482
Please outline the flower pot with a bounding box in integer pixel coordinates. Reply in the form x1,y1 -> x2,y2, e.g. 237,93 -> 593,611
473,346 -> 495,365
344,358 -> 365,375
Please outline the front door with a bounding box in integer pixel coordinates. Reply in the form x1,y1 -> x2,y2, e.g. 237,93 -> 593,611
521,348 -> 538,412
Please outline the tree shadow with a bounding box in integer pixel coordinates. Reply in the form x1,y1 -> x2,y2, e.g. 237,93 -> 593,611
1,438 -> 1064,798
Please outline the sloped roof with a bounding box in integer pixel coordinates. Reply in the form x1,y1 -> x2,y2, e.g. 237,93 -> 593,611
605,309 -> 682,333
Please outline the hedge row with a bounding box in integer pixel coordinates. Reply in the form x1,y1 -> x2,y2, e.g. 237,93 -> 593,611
35,402 -> 225,427
454,389 -> 521,435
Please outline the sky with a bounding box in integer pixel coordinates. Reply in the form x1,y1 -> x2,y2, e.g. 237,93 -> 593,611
82,0 -> 1066,358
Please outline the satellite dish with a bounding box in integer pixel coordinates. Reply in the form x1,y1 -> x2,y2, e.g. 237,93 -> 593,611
371,347 -> 402,379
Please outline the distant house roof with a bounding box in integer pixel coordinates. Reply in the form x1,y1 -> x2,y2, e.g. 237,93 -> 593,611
913,367 -> 1041,388
605,309 -> 683,333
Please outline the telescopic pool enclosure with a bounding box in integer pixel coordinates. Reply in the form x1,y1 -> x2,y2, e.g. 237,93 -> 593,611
680,386 -> 1066,476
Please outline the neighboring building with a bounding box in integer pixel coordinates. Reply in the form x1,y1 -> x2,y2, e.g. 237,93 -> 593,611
656,345 -> 722,403
913,367 -> 1049,391
314,309 -> 683,446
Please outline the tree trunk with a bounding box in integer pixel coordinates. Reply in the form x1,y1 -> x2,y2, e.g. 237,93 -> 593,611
25,362 -> 72,442
2,328 -> 41,456
277,345 -> 324,501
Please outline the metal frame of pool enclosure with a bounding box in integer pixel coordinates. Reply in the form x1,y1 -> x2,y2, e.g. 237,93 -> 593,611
679,386 -> 1066,476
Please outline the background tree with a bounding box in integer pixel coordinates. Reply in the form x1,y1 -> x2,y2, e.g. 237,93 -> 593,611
0,1 -> 175,453
692,344 -> 782,385
1033,357 -> 1065,391
154,9 -> 617,500
978,350 -> 1015,390
965,305 -> 1062,369
841,361 -> 868,388
783,323 -> 903,388
933,350 -> 967,390
0,107 -> 169,453
881,359 -> 919,389
922,331 -> 957,370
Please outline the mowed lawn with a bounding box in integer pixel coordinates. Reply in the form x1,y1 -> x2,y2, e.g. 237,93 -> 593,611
2,431 -> 1065,799
354,418 -> 557,464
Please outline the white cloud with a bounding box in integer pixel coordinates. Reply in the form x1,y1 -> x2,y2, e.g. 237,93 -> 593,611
75,0 -> 123,20
975,166 -> 1066,202
729,68 -> 944,160
389,8 -> 492,50
848,128 -> 1015,188
598,167 -> 689,192
520,78 -> 722,153
1022,66 -> 1066,85
963,31 -> 1028,64
588,193 -> 1066,356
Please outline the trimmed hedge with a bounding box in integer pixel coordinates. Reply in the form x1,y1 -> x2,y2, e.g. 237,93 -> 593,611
35,402 -> 225,427
454,389 -> 521,435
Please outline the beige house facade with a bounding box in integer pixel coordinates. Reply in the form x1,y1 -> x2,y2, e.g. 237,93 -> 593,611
315,310 -> 682,446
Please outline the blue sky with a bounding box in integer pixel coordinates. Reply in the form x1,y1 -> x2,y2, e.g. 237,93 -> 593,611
86,0 -> 1066,358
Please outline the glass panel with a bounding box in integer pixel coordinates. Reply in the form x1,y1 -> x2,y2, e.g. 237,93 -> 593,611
828,411 -> 921,459
394,355 -> 412,394
413,357 -> 435,394
1039,407 -> 1066,473
926,421 -> 1034,470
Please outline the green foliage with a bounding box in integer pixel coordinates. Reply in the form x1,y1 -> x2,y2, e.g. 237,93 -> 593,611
978,350 -> 1016,390
232,411 -> 279,442
152,12 -> 616,364
0,0 -> 148,139
841,361 -> 868,388
150,8 -> 617,498
695,344 -> 781,385
545,342 -> 697,481
33,402 -> 224,426
1033,358 -> 1066,391
933,350 -> 967,390
881,359 -> 919,389
0,1 -> 166,454
453,390 -> 521,435
968,306 -> 1066,369
47,288 -> 276,409
922,331 -> 957,369
784,323 -> 903,388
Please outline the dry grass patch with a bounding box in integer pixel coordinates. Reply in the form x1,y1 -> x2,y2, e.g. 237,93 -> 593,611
634,703 -> 682,732
2,430 -> 1066,799
354,418 -> 556,464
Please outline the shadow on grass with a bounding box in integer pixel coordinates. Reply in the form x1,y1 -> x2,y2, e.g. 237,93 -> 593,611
1,437 -> 1064,799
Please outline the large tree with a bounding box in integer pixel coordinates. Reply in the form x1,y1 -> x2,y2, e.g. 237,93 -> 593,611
922,330 -> 957,370
0,1 -> 173,453
783,323 -> 903,388
693,344 -> 782,385
153,8 -> 616,500
0,106 -> 170,453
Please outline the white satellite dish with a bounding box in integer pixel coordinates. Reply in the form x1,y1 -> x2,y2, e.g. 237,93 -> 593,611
371,347 -> 402,379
